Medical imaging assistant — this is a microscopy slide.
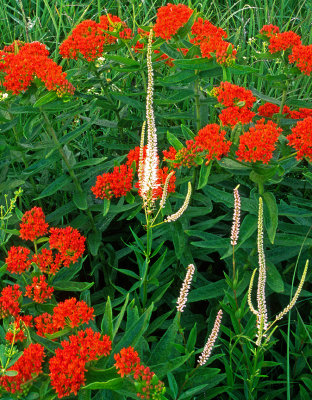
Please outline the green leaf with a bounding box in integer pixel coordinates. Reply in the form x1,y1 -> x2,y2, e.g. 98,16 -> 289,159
113,293 -> 129,339
179,384 -> 211,399
148,314 -> 179,365
110,304 -> 153,360
151,353 -> 193,379
105,54 -> 140,67
267,261 -> 285,293
263,192 -> 278,244
4,370 -> 18,377
33,91 -> 58,107
35,175 -> 71,200
186,323 -> 197,353
83,377 -> 125,390
101,297 -> 113,339
88,231 -> 102,256
173,58 -> 219,70
45,327 -> 72,340
53,281 -> 94,291
197,162 -> 212,190
188,280 -> 226,302
166,131 -> 184,150
73,157 -> 107,169
73,192 -> 88,210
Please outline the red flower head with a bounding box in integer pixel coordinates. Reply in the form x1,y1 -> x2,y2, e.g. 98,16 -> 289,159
49,328 -> 111,397
114,346 -> 141,377
5,315 -> 33,344
0,343 -> 44,394
0,284 -> 22,318
268,31 -> 301,53
258,102 -> 280,117
31,248 -> 63,275
289,107 -> 312,119
194,123 -> 232,162
289,44 -> 312,76
25,275 -> 54,303
49,226 -> 86,267
92,164 -> 133,200
260,24 -> 280,38
19,206 -> 48,241
219,106 -> 255,126
214,81 -> 256,108
286,116 -> 312,161
154,3 -> 193,40
5,246 -> 32,274
236,119 -> 282,163
35,297 -> 94,338
126,145 -> 147,169
1,41 -> 75,96
60,14 -> 131,62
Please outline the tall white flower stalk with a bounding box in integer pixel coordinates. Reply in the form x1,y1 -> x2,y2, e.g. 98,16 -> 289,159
138,29 -> 160,213
248,196 -> 308,346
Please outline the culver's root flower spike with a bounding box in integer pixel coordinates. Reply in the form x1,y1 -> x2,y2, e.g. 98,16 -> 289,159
165,181 -> 192,223
198,309 -> 223,366
176,264 -> 195,312
231,184 -> 241,246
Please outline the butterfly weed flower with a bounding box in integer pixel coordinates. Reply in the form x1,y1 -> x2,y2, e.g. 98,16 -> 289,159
153,3 -> 193,40
176,264 -> 195,312
289,44 -> 312,76
286,116 -> 312,161
198,309 -> 223,366
5,315 -> 33,344
236,119 -> 282,164
25,275 -> 54,303
5,246 -> 32,274
19,206 -> 48,242
0,284 -> 22,318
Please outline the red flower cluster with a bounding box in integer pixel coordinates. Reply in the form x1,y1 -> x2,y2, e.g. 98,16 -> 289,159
114,346 -> 165,399
0,284 -> 22,318
260,24 -> 301,53
258,102 -> 312,119
289,44 -> 312,76
268,31 -> 301,53
25,275 -> 54,303
286,117 -> 312,161
0,41 -> 75,96
163,140 -> 201,169
19,206 -> 48,241
154,167 -> 176,198
49,226 -> 86,267
5,315 -> 33,344
5,246 -> 32,274
0,343 -> 44,394
60,14 -> 132,61
236,119 -> 282,163
126,145 -> 147,169
191,18 -> 237,65
260,24 -> 280,38
49,328 -> 111,398
153,3 -> 193,40
32,248 -> 63,275
213,82 -> 256,126
35,297 -> 94,337
91,164 -> 134,200
194,124 -> 232,163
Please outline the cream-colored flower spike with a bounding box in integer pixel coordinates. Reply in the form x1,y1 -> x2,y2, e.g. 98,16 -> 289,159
139,29 -> 160,208
248,197 -> 309,346
176,264 -> 195,312
198,309 -> 223,366
231,185 -> 241,246
165,182 -> 192,223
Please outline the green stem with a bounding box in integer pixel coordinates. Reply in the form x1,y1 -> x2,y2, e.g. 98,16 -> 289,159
194,72 -> 201,132
40,109 -> 96,231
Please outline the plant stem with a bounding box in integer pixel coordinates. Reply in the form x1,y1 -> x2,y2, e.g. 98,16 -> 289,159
40,109 -> 96,231
194,72 -> 201,132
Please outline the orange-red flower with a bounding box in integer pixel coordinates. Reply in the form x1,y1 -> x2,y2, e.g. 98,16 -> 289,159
25,275 -> 54,303
5,246 -> 32,274
153,3 -> 193,40
0,284 -> 22,318
19,206 -> 48,241
0,343 -> 44,394
289,44 -> 312,76
268,31 -> 301,53
0,41 -> 74,96
92,164 -> 134,200
5,315 -> 33,344
286,116 -> 312,161
236,119 -> 282,163
260,24 -> 280,38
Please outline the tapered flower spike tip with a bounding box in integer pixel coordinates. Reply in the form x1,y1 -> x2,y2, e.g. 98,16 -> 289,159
231,184 -> 241,246
274,259 -> 309,322
176,264 -> 195,312
198,309 -> 223,366
165,181 -> 192,223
